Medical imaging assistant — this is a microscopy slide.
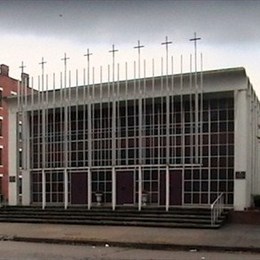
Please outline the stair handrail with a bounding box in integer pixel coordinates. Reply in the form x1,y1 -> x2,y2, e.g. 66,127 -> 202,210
210,192 -> 224,226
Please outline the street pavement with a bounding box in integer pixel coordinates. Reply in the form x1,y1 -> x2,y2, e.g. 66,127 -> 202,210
0,241 -> 259,260
0,222 -> 259,253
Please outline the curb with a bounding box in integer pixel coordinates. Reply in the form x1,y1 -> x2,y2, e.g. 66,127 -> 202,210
9,236 -> 260,254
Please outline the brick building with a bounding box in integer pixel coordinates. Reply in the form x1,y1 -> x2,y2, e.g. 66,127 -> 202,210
0,65 -> 21,202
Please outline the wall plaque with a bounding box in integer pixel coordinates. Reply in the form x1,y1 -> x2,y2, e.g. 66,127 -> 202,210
235,171 -> 246,179
9,176 -> 16,182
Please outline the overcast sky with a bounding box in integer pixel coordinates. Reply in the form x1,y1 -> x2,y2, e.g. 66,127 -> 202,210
1,0 -> 260,95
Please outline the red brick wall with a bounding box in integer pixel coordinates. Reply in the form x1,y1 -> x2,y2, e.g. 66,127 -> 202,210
0,65 -> 19,201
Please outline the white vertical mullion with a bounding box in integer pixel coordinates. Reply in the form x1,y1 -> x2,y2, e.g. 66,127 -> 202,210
75,70 -> 79,168
152,59 -> 155,167
166,75 -> 170,166
100,67 -> 103,171
125,62 -> 129,166
199,53 -> 204,204
45,75 -> 49,170
166,164 -> 169,211
83,69 -> 86,168
88,167 -> 91,209
138,165 -> 142,211
180,55 -> 185,165
52,74 -> 56,169
117,64 -> 120,166
41,66 -> 46,207
208,103 -> 211,204
87,81 -> 92,168
64,168 -> 68,209
63,71 -> 68,207
42,169 -> 46,209
112,166 -> 116,210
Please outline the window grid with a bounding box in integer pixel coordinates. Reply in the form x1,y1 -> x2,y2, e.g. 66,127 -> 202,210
29,96 -> 234,205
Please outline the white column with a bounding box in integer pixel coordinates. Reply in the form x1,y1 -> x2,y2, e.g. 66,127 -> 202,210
112,166 -> 116,210
22,170 -> 30,205
138,166 -> 142,211
8,110 -> 18,205
166,165 -> 169,211
88,168 -> 91,210
42,169 -> 46,209
234,90 -> 248,210
22,111 -> 31,205
64,169 -> 68,209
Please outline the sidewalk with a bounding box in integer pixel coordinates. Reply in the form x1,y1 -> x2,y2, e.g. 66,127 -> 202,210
0,222 -> 259,253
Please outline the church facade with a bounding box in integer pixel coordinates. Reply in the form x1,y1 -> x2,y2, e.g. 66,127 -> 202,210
7,67 -> 260,211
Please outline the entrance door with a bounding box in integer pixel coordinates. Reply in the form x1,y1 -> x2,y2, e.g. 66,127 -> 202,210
116,171 -> 134,205
159,169 -> 183,206
169,170 -> 182,205
71,172 -> 88,204
159,170 -> 166,205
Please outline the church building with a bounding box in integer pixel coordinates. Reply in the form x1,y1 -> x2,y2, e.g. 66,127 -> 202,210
7,66 -> 260,211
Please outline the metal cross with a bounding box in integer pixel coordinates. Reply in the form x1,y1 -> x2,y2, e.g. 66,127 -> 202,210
134,40 -> 144,55
19,61 -> 26,75
61,53 -> 70,70
161,36 -> 172,74
134,40 -> 144,78
84,49 -> 92,85
39,57 -> 47,92
109,44 -> 118,63
84,48 -> 93,63
61,53 -> 70,88
39,57 -> 47,75
109,44 -> 118,82
161,36 -> 172,53
189,32 -> 201,72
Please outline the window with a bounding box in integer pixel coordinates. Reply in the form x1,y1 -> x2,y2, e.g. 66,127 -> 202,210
19,149 -> 22,168
0,89 -> 2,107
0,118 -> 2,136
18,123 -> 22,140
0,147 -> 2,166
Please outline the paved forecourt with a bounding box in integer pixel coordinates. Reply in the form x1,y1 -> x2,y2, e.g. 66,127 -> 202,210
0,222 -> 259,253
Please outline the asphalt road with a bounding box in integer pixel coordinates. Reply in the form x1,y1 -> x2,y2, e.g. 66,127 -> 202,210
0,241 -> 259,260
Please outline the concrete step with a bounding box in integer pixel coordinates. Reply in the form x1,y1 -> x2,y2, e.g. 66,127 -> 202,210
0,206 -> 228,215
0,214 -> 218,224
0,211 -> 213,219
0,217 -> 221,229
0,206 -> 228,229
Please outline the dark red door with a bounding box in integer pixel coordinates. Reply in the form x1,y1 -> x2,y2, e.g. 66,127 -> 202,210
169,170 -> 182,205
160,170 -> 182,206
116,171 -> 134,205
160,171 -> 166,205
71,172 -> 88,204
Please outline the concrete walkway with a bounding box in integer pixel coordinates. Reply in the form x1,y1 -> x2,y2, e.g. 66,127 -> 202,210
0,223 -> 259,253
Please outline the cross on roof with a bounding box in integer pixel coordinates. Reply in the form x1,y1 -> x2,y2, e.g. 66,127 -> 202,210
161,36 -> 172,51
19,61 -> 26,74
134,40 -> 144,54
39,57 -> 47,72
109,44 -> 118,55
109,44 -> 119,64
109,44 -> 118,75
189,32 -> 201,43
84,48 -> 93,62
61,53 -> 70,67
189,32 -> 201,72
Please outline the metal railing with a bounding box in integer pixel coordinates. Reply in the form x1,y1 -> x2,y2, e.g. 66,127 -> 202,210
210,192 -> 224,226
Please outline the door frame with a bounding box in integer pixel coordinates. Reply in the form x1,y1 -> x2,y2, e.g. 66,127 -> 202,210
116,169 -> 135,205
